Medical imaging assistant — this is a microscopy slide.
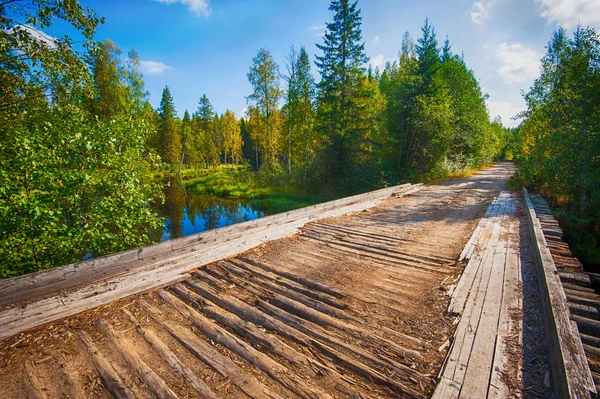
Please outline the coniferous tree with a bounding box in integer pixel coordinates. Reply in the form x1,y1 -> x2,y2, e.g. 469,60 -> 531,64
315,0 -> 371,189
194,94 -> 219,167
157,86 -> 181,166
178,110 -> 192,175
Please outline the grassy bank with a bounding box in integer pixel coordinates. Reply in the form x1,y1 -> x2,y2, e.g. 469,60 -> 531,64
180,165 -> 334,214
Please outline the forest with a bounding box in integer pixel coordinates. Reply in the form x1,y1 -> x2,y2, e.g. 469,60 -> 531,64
3,0 -> 595,278
512,26 -> 600,270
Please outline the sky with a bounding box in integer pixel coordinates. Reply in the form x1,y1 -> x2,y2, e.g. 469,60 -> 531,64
43,0 -> 600,127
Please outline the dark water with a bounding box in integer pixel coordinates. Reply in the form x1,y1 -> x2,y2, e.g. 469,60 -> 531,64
150,178 -> 265,242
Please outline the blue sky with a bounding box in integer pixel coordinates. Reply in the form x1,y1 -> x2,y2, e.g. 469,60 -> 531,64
51,0 -> 600,127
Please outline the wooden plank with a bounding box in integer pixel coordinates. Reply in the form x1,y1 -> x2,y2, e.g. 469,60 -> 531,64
98,319 -> 179,399
448,197 -> 501,315
432,376 -> 460,399
0,270 -> 190,340
433,192 -> 511,397
77,329 -> 133,399
461,194 -> 511,397
0,183 -> 418,306
488,197 -> 521,399
522,186 -> 596,399
450,193 -> 508,385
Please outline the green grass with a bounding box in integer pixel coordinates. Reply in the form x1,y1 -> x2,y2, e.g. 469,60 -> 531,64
181,165 -> 333,214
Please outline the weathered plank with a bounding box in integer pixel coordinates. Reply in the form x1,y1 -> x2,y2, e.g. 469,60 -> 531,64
98,319 -> 179,399
77,329 -> 133,399
522,186 -> 596,399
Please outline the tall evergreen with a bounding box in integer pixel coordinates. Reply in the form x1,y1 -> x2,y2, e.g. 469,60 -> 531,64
416,17 -> 441,93
194,94 -> 218,167
157,86 -> 181,166
315,0 -> 370,188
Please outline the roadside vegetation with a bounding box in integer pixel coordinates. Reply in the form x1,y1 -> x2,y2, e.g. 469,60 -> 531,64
510,27 -> 600,270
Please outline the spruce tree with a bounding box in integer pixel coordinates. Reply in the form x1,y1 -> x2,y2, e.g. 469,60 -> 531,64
194,94 -> 218,167
315,0 -> 370,188
157,86 -> 181,166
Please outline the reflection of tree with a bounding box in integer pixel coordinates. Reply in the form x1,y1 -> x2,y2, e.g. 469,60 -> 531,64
151,181 -> 266,241
154,177 -> 186,239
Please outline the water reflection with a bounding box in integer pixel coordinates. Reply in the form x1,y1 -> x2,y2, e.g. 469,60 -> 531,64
150,177 -> 265,242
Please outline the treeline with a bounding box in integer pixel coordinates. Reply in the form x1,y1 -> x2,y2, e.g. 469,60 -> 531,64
514,26 -> 600,268
148,1 -> 509,194
1,0 -> 508,276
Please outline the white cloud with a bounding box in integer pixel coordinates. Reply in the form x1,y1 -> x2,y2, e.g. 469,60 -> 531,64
308,25 -> 325,31
155,0 -> 211,16
373,35 -> 379,44
536,0 -> 600,28
139,60 -> 173,75
486,100 -> 524,127
470,0 -> 497,24
370,54 -> 385,69
495,42 -> 541,84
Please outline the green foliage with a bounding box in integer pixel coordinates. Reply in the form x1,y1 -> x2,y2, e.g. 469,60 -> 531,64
516,26 -> 600,269
0,1 -> 162,277
282,45 -> 317,187
0,0 -> 519,278
156,86 -> 181,166
246,48 -> 283,168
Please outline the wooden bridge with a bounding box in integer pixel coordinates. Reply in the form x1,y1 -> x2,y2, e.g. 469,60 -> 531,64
0,162 -> 597,398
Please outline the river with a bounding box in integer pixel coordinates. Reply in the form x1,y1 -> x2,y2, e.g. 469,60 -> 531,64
149,177 -> 268,242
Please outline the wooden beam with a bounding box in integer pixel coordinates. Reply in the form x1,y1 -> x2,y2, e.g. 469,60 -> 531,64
522,186 -> 596,399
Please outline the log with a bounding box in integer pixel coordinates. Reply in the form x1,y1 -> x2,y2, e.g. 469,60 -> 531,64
226,258 -> 347,309
204,267 -> 422,362
77,329 -> 133,399
256,298 -> 427,397
122,309 -> 219,399
217,261 -> 356,320
170,284 -> 338,379
141,303 -> 279,399
97,319 -> 179,399
23,360 -> 47,399
55,355 -> 87,399
179,278 -> 426,398
157,289 -> 333,399
239,257 -> 346,298
523,186 -> 596,398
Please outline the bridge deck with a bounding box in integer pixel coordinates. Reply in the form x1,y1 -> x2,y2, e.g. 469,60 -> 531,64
0,164 -> 519,398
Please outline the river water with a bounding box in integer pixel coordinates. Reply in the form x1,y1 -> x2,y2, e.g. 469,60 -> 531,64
150,177 -> 266,242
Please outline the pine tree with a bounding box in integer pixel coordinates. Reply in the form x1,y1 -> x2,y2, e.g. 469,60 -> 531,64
415,17 -> 441,93
178,110 -> 192,175
315,0 -> 371,188
157,86 -> 181,166
193,94 -> 218,167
